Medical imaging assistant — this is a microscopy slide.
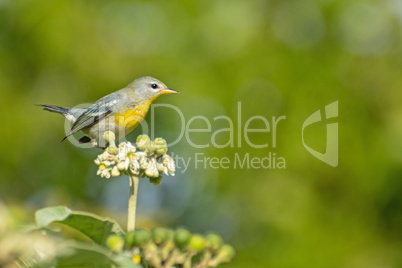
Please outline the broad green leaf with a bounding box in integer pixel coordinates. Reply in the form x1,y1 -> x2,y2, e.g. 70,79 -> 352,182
55,242 -> 141,268
35,206 -> 125,246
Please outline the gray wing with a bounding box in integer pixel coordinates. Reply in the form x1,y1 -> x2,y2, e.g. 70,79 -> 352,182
62,92 -> 120,140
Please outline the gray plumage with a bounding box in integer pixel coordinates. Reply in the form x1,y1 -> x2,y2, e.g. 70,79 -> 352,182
38,76 -> 178,148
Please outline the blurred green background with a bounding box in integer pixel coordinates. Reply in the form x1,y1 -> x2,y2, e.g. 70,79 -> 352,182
1,0 -> 402,267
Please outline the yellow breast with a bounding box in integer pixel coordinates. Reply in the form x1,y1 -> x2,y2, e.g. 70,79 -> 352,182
115,101 -> 151,134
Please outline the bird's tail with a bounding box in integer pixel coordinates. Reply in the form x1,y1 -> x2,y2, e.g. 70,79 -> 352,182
37,104 -> 70,115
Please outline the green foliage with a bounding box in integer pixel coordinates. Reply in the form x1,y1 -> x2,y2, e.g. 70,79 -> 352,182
34,206 -> 139,267
33,206 -> 234,267
36,206 -> 124,246
54,243 -> 139,268
2,0 -> 402,267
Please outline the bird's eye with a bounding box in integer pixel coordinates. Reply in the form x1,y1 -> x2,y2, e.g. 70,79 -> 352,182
151,83 -> 158,89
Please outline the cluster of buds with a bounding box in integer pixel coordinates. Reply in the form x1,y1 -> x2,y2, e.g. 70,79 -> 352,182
106,227 -> 235,268
94,132 -> 175,185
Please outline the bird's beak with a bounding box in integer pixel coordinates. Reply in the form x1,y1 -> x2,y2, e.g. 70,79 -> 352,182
162,88 -> 179,94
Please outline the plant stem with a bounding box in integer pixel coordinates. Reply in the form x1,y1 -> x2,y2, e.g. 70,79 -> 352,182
128,175 -> 139,231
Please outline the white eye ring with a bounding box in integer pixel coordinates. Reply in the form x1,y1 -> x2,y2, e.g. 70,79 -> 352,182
151,83 -> 158,89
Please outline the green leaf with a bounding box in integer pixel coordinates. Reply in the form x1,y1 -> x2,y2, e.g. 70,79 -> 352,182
55,242 -> 141,268
35,206 -> 125,246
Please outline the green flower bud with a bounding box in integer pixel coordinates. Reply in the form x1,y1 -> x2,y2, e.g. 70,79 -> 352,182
124,232 -> 134,247
188,234 -> 205,252
106,235 -> 124,252
117,161 -> 126,171
205,233 -> 223,252
152,227 -> 169,245
136,135 -> 150,151
149,176 -> 163,185
216,244 -> 235,263
111,166 -> 120,177
103,131 -> 116,147
174,228 -> 191,248
147,141 -> 156,154
107,146 -> 118,155
125,229 -> 151,248
154,138 -> 168,156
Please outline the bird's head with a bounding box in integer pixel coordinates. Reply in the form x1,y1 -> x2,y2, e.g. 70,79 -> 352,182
127,76 -> 178,102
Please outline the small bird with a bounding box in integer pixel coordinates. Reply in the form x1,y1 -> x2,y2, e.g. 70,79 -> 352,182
38,76 -> 178,148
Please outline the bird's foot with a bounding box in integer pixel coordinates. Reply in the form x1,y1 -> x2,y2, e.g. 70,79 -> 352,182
91,141 -> 106,150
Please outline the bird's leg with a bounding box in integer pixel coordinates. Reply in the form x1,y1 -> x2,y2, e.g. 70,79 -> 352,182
93,145 -> 106,150
91,140 -> 106,150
